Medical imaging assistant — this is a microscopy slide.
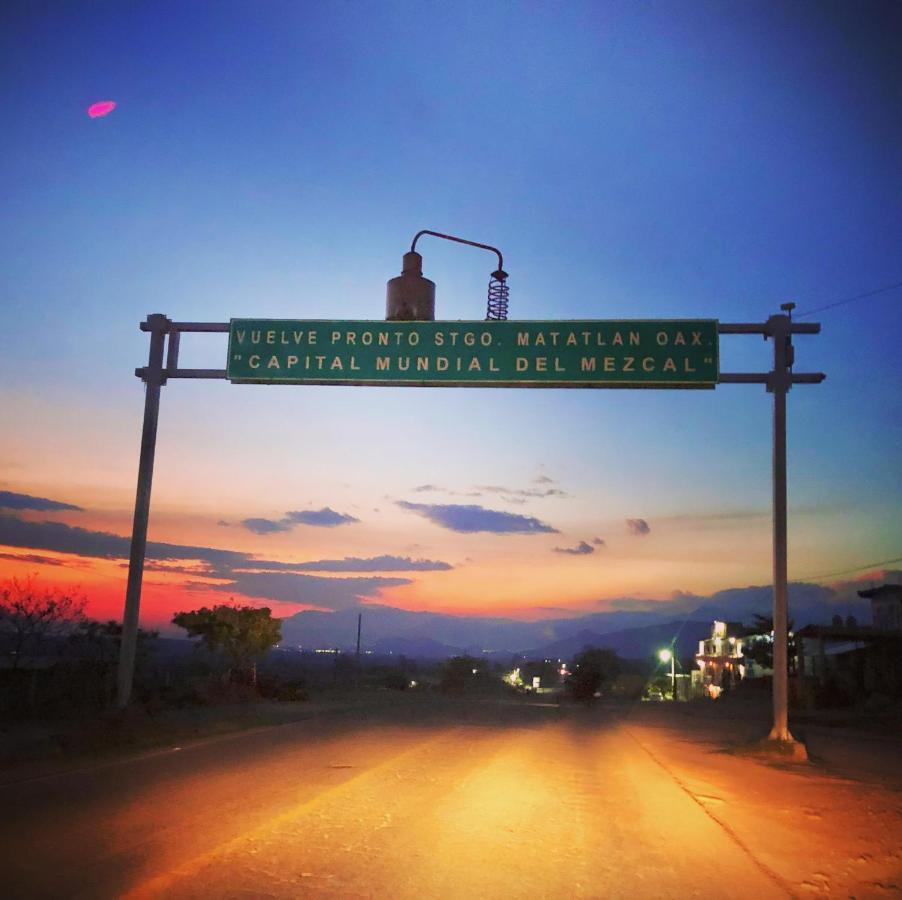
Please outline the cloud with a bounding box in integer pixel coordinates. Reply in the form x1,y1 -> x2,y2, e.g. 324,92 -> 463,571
0,512 -> 443,612
253,555 -> 452,573
0,513 -> 255,569
626,518 -> 651,536
284,508 -> 359,527
0,551 -> 67,566
533,475 -> 555,485
0,513 -> 140,560
0,513 -> 446,578
592,537 -> 606,547
141,561 -> 223,576
657,505 -> 840,529
240,507 -> 360,535
605,595 -> 700,614
475,485 -> 568,500
217,520 -> 231,527
207,571 -> 411,611
241,517 -> 292,535
398,501 -> 558,534
0,491 -> 82,512
554,541 -> 595,556
663,509 -> 768,524
408,482 -> 567,503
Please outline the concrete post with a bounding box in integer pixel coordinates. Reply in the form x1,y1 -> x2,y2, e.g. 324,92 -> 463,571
767,312 -> 796,744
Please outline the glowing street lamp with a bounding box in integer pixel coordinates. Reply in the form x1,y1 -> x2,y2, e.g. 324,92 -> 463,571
658,647 -> 676,701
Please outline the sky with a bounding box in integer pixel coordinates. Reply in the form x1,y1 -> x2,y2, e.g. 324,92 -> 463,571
1,1 -> 900,633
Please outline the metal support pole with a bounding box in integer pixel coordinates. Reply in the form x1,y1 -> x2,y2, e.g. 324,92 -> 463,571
766,310 -> 795,743
671,653 -> 676,701
116,314 -> 169,709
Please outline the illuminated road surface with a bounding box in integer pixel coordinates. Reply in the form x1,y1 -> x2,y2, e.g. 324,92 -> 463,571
2,703 -> 899,898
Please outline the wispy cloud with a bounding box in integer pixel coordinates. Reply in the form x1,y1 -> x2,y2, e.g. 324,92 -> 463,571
592,537 -> 606,547
241,507 -> 360,535
408,482 -> 567,504
0,491 -> 82,513
626,518 -> 651,536
398,501 -> 558,534
655,506 -> 839,531
554,541 -> 595,556
242,555 -> 452,573
475,485 -> 568,501
660,509 -> 768,523
0,551 -> 67,566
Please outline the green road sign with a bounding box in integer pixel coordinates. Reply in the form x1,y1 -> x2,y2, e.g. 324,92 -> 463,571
227,319 -> 719,388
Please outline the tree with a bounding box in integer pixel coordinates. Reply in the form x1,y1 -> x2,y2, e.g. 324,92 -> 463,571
565,647 -> 621,702
439,655 -> 487,694
0,576 -> 86,669
69,618 -> 158,667
747,613 -> 796,674
66,619 -> 158,709
172,603 -> 281,683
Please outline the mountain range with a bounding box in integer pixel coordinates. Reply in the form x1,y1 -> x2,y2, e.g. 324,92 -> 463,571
278,578 -> 880,660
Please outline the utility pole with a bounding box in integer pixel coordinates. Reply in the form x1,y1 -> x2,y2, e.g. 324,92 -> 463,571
767,303 -> 796,744
116,314 -> 169,709
356,612 -> 362,690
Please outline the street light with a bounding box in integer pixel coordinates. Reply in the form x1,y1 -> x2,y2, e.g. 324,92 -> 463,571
658,647 -> 676,701
386,229 -> 509,321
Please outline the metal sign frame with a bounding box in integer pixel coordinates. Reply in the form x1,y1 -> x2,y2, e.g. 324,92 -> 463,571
118,310 -> 824,749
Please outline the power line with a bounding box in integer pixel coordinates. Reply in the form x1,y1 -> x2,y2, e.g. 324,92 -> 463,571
794,555 -> 902,583
794,280 -> 902,318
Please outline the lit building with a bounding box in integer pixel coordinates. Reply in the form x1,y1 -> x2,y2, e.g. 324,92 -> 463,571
695,620 -> 747,698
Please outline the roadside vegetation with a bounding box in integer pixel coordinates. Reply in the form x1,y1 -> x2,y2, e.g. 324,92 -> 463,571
4,578 -> 898,770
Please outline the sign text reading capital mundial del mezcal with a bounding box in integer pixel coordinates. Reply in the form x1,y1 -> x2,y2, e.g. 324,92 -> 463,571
227,320 -> 719,388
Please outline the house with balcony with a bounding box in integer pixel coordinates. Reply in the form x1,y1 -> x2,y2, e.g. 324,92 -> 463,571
858,584 -> 902,632
695,620 -> 747,698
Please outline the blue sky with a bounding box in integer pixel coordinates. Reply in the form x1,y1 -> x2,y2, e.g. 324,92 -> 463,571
1,0 -> 899,625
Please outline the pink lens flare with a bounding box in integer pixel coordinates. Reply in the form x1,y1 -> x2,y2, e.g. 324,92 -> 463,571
87,101 -> 116,119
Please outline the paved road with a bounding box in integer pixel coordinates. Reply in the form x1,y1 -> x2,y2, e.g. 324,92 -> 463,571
1,703 -> 897,898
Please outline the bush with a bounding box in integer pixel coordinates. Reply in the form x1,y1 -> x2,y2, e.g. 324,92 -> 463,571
565,648 -> 621,702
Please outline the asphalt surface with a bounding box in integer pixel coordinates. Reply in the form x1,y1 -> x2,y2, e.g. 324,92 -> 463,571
1,702 -> 898,898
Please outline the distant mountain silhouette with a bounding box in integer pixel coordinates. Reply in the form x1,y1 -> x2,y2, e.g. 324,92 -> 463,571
370,634 -> 467,659
525,621 -> 711,661
278,605 -> 675,655
277,582 -> 872,660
